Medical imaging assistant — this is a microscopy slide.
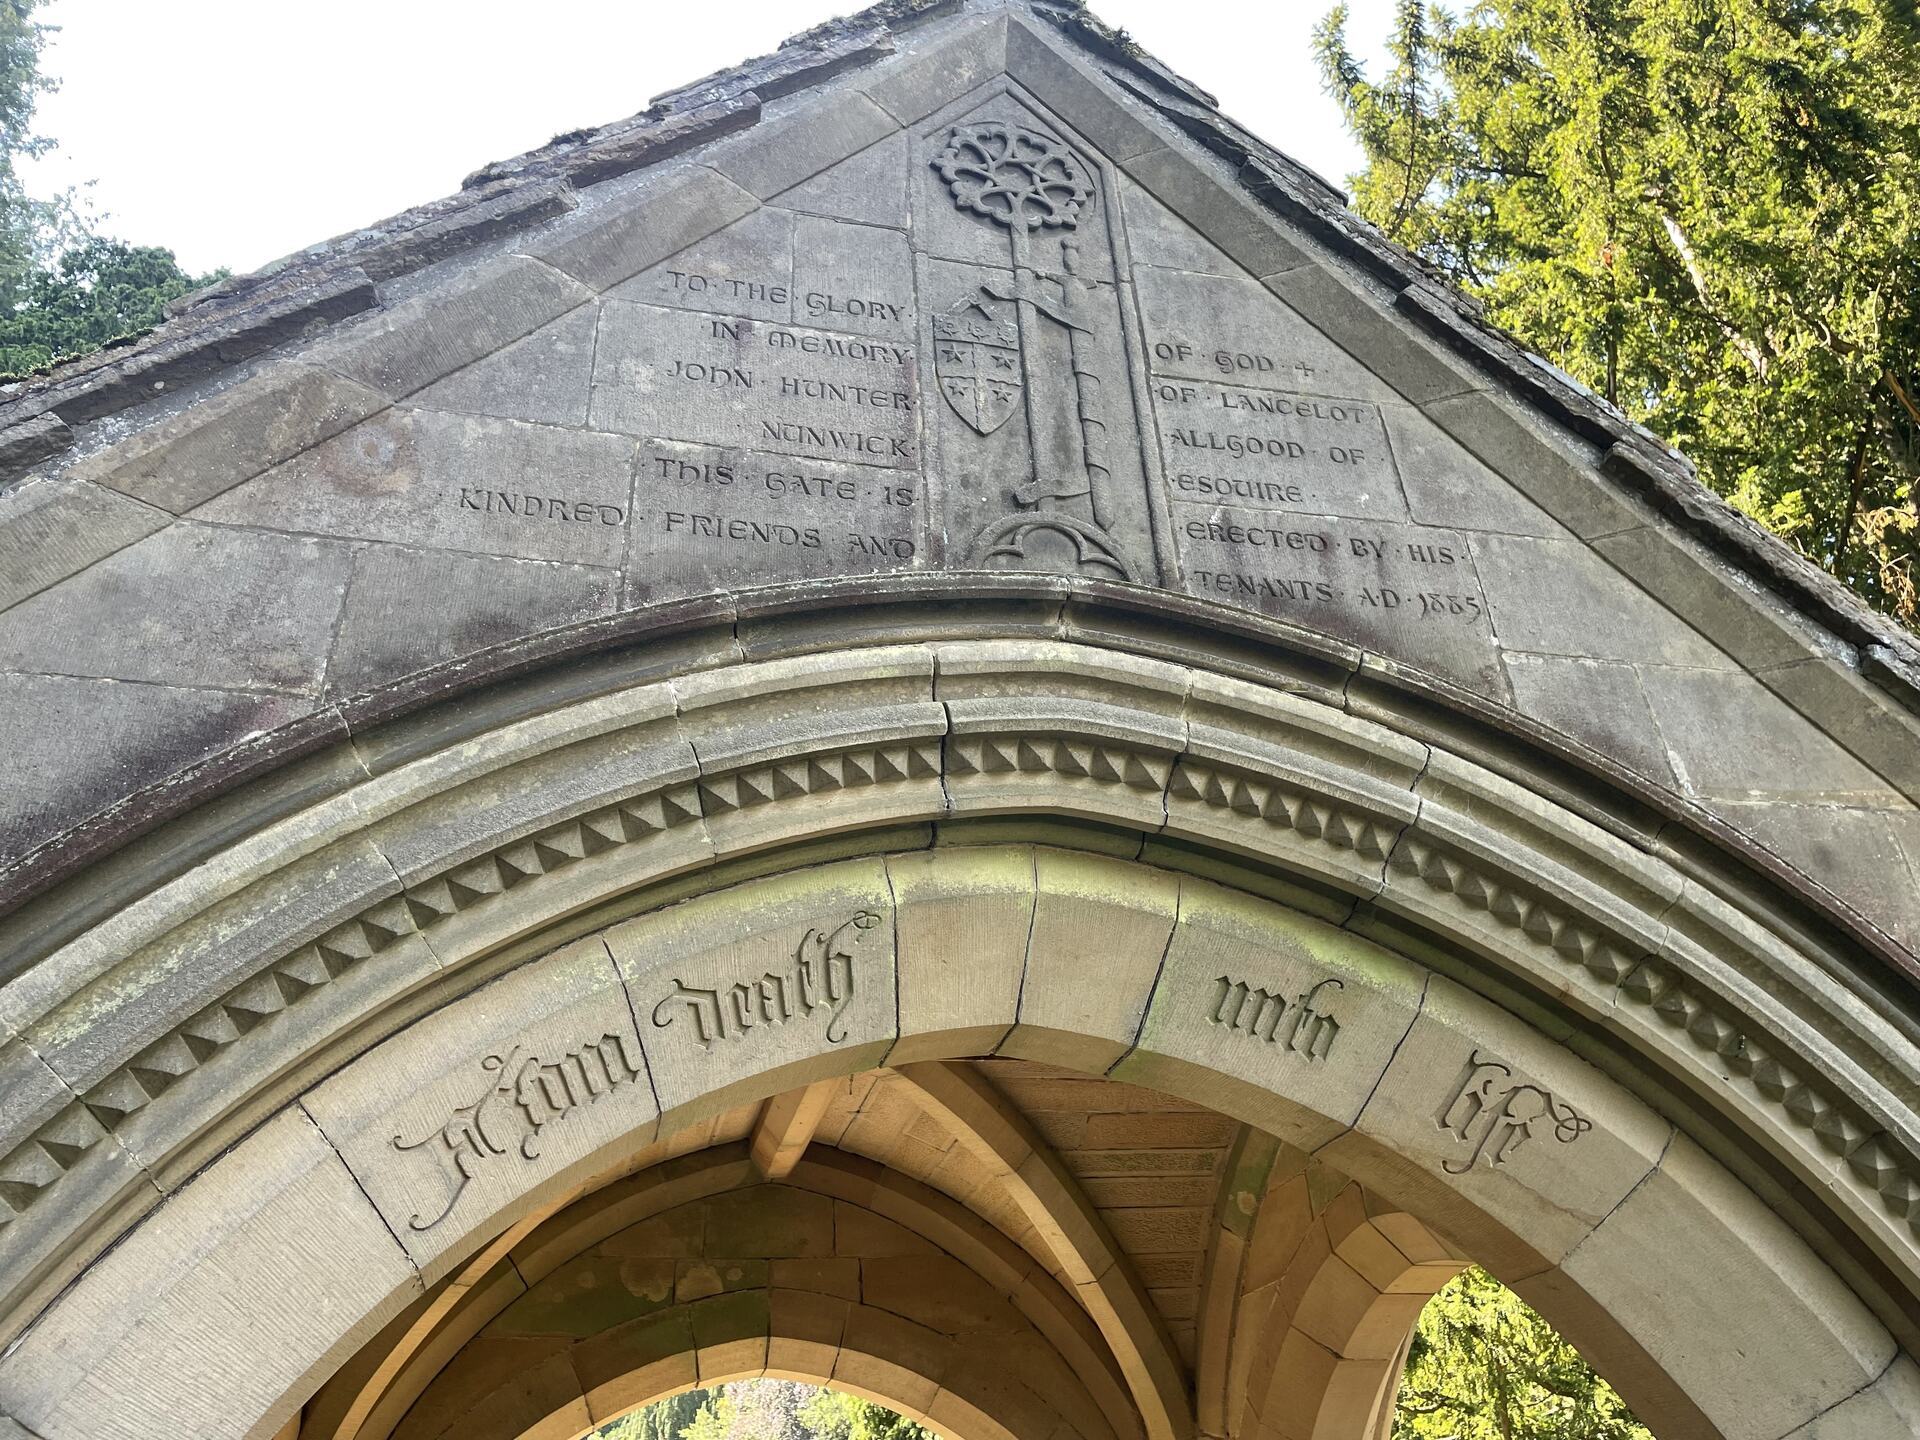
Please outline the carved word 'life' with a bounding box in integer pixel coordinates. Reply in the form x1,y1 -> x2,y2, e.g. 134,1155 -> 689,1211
391,1032 -> 647,1231
1209,975 -> 1343,1062
652,911 -> 881,1049
1435,1049 -> 1592,1175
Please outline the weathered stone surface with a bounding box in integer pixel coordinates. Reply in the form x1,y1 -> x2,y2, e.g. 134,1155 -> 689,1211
1499,653 -> 1678,784
0,673 -> 308,869
0,412 -> 72,483
1635,665 -> 1903,805
325,544 -> 621,697
997,850 -> 1179,1073
611,207 -> 797,322
1546,1134 -> 1895,1440
525,165 -> 760,293
887,847 -> 1035,1064
778,133 -> 909,229
0,523 -> 353,693
69,365 -> 389,514
1781,1358 -> 1920,1438
196,407 -> 637,567
590,301 -> 919,467
1,12 -> 1919,1440
709,91 -> 898,202
359,178 -> 577,281
304,937 -> 659,1282
1470,532 -> 1734,670
413,307 -> 599,429
859,13 -> 1006,127
319,256 -> 591,402
0,481 -> 168,612
1344,977 -> 1671,1267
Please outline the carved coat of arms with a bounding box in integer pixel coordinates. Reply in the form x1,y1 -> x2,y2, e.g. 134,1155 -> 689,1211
934,296 -> 1023,435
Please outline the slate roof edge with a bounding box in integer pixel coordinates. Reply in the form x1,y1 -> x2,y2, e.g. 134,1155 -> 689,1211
0,0 -> 1913,705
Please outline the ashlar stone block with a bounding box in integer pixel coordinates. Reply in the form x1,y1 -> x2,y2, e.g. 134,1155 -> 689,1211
1550,1133 -> 1896,1440
710,90 -> 899,202
525,165 -> 759,294
886,846 -> 1036,1064
0,480 -> 169,613
318,256 -> 592,402
68,364 -> 388,514
996,849 -> 1180,1073
197,407 -> 638,568
302,936 -> 660,1284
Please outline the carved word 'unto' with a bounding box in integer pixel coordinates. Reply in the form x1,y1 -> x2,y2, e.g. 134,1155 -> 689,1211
392,1032 -> 647,1231
1436,1049 -> 1593,1175
651,911 -> 882,1049
1209,975 -> 1343,1062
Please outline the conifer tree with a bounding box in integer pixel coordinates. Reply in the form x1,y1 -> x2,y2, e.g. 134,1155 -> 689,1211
1317,0 -> 1920,622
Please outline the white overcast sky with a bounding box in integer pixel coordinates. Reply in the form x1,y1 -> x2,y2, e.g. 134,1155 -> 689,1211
19,0 -> 1397,278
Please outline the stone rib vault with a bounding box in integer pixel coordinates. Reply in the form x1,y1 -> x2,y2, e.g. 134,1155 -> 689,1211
1,3 -> 1918,1438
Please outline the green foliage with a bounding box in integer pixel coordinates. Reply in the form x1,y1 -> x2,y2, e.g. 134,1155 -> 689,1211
0,0 -> 70,295
0,236 -> 216,377
0,0 -> 218,380
599,1383 -> 931,1440
797,1386 -> 937,1440
595,1387 -> 716,1440
1395,1267 -> 1651,1439
1316,0 -> 1920,623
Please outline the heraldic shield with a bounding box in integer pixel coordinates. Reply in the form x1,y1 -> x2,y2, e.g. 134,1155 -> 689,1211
934,294 -> 1023,435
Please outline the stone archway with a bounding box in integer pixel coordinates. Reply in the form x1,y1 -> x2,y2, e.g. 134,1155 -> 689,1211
3,619 -> 1918,1440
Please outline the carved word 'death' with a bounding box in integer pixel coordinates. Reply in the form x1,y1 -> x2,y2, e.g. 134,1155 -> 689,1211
651,910 -> 882,1049
1435,1049 -> 1592,1175
391,1031 -> 647,1231
1208,975 -> 1343,1062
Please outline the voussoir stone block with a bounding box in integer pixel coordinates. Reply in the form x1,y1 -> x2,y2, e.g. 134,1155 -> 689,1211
0,1107 -> 420,1440
607,859 -> 899,1124
886,846 -> 1036,1064
302,935 -> 660,1285
1333,975 -> 1671,1275
996,848 -> 1180,1073
1551,1133 -> 1896,1440
1781,1357 -> 1920,1438
1114,877 -> 1426,1151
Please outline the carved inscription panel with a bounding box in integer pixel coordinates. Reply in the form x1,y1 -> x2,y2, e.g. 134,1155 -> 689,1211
264,85 -> 1572,701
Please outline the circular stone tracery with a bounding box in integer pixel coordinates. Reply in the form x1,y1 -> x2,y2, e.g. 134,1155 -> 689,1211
933,122 -> 1093,231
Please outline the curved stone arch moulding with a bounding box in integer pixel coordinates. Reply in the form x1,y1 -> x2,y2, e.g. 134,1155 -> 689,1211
1,633 -> 1918,1440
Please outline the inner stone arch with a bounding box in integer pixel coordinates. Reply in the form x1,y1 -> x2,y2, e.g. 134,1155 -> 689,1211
6,832 -> 1910,1440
